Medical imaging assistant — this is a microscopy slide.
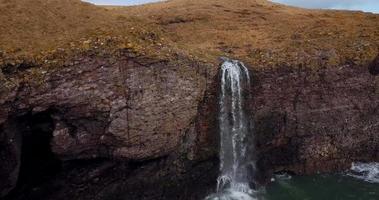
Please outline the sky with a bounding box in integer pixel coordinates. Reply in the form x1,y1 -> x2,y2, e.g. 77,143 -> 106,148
83,0 -> 379,13
271,0 -> 379,13
82,0 -> 163,6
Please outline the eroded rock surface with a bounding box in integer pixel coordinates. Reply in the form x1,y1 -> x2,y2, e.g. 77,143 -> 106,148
1,50 -> 379,199
253,63 -> 379,178
0,50 -> 219,199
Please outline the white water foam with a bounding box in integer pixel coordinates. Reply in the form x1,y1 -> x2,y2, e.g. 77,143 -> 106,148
348,162 -> 379,183
205,189 -> 256,200
271,173 -> 292,182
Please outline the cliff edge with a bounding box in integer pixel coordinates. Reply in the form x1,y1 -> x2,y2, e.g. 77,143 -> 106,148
0,0 -> 378,199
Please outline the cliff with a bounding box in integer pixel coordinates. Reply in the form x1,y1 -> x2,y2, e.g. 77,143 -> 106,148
0,0 -> 378,199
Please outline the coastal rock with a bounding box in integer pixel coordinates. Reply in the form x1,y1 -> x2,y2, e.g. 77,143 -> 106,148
0,50 -> 378,199
0,51 -> 219,199
253,64 -> 379,178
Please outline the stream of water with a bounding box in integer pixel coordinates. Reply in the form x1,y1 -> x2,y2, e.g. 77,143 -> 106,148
205,58 -> 256,200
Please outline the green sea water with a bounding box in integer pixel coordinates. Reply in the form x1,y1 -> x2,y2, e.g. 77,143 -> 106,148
265,174 -> 379,200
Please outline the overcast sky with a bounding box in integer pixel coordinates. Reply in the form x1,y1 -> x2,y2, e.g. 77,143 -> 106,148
82,0 -> 162,6
271,0 -> 379,13
83,0 -> 379,13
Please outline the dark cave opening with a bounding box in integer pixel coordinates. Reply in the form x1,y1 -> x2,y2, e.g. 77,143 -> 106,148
369,67 -> 379,76
5,111 -> 62,200
19,111 -> 61,185
369,56 -> 379,76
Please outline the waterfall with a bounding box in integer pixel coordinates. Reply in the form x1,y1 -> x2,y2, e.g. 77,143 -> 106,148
206,58 -> 256,200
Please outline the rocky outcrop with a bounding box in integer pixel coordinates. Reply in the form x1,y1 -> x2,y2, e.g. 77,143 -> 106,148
253,62 -> 379,179
0,50 -> 220,199
1,48 -> 378,199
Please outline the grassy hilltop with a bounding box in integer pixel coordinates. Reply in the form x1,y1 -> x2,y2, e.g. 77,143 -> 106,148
0,0 -> 378,68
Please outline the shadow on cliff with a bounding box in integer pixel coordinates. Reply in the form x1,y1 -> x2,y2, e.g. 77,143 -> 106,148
369,55 -> 379,76
3,110 -> 61,200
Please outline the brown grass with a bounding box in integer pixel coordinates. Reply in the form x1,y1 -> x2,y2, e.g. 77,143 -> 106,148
1,0 -> 378,67
0,0 -> 111,52
119,0 -> 379,67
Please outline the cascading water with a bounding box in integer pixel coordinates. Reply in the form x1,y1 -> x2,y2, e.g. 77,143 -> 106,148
206,58 -> 256,200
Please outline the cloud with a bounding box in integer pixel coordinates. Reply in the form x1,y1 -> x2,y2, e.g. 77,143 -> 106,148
271,0 -> 379,13
82,0 -> 163,6
272,0 -> 355,8
82,0 -> 379,13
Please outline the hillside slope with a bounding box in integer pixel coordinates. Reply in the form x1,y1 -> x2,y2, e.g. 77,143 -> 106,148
0,0 -> 378,67
0,0 -> 112,52
119,0 -> 379,67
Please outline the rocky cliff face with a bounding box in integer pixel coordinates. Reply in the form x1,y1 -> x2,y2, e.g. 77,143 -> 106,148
1,0 -> 379,199
1,50 -> 378,199
0,49 -> 220,199
253,60 -> 379,180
